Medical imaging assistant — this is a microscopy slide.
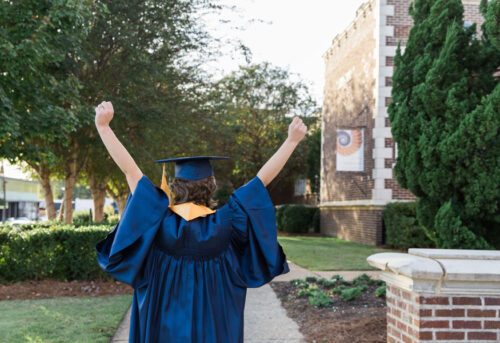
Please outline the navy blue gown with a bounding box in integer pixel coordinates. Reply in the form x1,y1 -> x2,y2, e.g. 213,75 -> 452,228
95,174 -> 290,343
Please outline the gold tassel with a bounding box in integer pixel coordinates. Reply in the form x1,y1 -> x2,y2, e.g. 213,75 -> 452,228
161,163 -> 173,205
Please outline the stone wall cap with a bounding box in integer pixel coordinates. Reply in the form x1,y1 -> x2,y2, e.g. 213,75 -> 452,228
409,248 -> 500,260
366,252 -> 443,280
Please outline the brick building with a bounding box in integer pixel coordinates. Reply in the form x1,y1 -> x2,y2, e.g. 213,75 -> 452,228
320,0 -> 484,246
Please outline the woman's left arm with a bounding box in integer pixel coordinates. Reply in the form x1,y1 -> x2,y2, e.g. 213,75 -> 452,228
256,117 -> 307,187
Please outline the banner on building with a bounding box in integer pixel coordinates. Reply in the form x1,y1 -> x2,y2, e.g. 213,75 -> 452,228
336,129 -> 364,171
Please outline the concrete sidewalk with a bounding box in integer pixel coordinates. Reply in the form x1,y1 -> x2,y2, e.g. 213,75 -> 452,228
110,262 -> 382,342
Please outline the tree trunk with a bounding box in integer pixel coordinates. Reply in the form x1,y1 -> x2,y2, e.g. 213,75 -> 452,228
62,169 -> 77,224
38,164 -> 56,220
58,200 -> 65,221
111,194 -> 128,216
27,161 -> 57,220
88,173 -> 107,222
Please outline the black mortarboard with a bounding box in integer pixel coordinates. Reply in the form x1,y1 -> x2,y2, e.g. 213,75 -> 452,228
153,156 -> 230,180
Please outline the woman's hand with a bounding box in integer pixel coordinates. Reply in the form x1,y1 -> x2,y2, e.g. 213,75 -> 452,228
95,101 -> 114,129
287,116 -> 308,144
256,117 -> 308,187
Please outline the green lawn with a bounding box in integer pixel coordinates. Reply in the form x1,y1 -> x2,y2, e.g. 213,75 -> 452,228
277,235 -> 398,270
0,295 -> 132,343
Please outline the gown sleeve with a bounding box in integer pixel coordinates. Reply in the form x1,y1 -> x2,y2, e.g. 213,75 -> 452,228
95,175 -> 169,288
228,175 -> 290,288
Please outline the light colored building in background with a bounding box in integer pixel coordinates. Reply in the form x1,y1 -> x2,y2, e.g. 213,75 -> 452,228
320,0 -> 483,246
0,160 -> 42,220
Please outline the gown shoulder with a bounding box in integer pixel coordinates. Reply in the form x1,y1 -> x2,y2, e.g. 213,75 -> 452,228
95,175 -> 169,288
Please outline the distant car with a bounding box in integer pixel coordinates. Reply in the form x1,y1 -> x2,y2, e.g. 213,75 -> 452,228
5,217 -> 34,225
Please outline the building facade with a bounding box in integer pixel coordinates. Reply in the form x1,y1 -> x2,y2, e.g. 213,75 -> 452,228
320,0 -> 483,246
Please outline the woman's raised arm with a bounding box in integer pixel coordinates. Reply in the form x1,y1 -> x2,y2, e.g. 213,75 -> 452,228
256,117 -> 308,187
95,101 -> 143,194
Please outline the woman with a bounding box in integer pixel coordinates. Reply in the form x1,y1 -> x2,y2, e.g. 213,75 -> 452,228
94,101 -> 307,343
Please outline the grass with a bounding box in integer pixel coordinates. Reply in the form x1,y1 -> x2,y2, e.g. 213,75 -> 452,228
277,235 -> 397,270
0,295 -> 132,343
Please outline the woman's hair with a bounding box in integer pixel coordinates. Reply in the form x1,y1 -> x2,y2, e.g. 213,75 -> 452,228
170,176 -> 217,208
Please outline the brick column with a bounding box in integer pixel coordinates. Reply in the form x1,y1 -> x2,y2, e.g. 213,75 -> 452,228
368,249 -> 500,343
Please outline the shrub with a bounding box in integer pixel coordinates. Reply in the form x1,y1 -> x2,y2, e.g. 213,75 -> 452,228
383,202 -> 434,249
73,210 -> 93,227
311,208 -> 320,233
277,205 -> 318,233
308,290 -> 333,307
0,224 -> 113,282
305,276 -> 317,283
290,279 -> 308,288
330,285 -> 347,295
275,205 -> 288,231
214,186 -> 232,207
341,285 -> 366,301
375,284 -> 386,297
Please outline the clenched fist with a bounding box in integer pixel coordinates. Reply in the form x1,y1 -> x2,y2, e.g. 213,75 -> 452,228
288,117 -> 307,143
95,101 -> 114,129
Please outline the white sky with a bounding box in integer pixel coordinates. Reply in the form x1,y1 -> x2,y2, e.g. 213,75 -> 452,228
204,0 -> 367,104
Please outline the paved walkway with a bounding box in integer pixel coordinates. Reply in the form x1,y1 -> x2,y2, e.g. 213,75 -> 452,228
111,262 -> 382,342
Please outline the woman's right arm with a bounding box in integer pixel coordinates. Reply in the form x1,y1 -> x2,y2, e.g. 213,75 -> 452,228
95,101 -> 143,194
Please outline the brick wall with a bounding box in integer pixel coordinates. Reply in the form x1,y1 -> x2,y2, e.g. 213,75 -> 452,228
387,284 -> 500,342
321,0 -> 376,203
320,206 -> 384,245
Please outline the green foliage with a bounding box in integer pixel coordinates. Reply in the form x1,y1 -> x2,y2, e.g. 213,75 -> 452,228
308,290 -> 333,307
0,224 -> 112,282
214,186 -> 232,208
206,63 -> 319,189
298,284 -> 318,297
305,128 -> 321,194
352,273 -> 373,287
375,284 -> 386,298
482,0 -> 500,50
330,274 -> 347,284
0,0 -> 94,160
331,285 -> 347,295
305,276 -> 318,283
276,205 -> 319,233
383,202 -> 435,249
317,278 -> 337,288
340,286 -> 366,302
311,208 -> 320,233
290,278 -> 309,288
72,210 -> 93,227
388,0 -> 500,249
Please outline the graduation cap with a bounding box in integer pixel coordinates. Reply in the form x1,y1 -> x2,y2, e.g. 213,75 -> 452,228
153,156 -> 230,180
153,156 -> 230,221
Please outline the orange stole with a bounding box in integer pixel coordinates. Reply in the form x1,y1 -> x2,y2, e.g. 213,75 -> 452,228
160,166 -> 215,221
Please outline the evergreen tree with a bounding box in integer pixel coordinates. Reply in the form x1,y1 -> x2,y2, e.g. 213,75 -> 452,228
388,0 -> 500,248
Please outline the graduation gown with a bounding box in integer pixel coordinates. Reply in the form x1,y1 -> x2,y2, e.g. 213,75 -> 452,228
95,174 -> 290,343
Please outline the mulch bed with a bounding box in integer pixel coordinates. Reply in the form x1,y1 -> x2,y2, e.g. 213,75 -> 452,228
270,281 -> 387,343
0,280 -> 133,300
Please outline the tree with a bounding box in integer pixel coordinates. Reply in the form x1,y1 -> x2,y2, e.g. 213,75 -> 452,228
388,0 -> 500,248
75,0 -> 224,220
0,0 -> 94,220
305,127 -> 321,194
206,63 -> 319,195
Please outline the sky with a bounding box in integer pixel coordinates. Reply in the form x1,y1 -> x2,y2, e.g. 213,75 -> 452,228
204,0 -> 367,104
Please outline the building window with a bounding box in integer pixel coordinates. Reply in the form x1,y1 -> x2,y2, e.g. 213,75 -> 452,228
336,129 -> 364,172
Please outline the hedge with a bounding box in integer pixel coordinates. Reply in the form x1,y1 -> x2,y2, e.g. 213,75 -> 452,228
0,224 -> 112,283
276,205 -> 319,233
383,202 -> 434,250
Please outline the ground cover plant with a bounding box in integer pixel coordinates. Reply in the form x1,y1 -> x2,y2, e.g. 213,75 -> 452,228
271,274 -> 387,343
